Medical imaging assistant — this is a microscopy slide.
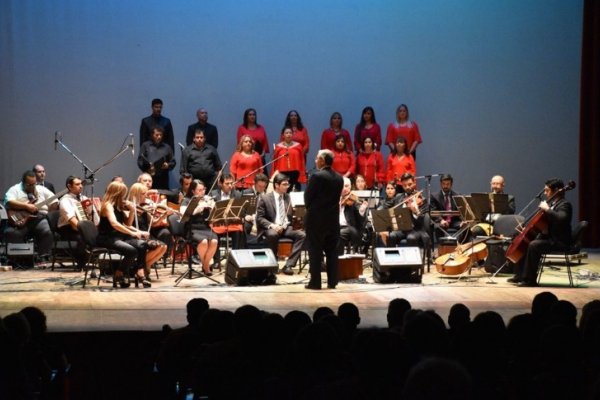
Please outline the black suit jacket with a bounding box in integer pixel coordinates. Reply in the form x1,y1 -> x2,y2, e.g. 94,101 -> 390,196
256,192 -> 293,237
304,166 -> 343,233
545,197 -> 572,248
210,189 -> 242,202
341,202 -> 365,229
430,189 -> 460,224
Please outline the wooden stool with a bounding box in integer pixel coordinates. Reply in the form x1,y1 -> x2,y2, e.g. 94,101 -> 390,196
338,254 -> 365,280
277,238 -> 293,260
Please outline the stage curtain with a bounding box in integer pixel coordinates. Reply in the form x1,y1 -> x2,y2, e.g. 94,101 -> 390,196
579,0 -> 600,247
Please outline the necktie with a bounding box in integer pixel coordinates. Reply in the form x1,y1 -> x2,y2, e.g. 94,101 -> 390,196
278,196 -> 286,226
444,194 -> 451,223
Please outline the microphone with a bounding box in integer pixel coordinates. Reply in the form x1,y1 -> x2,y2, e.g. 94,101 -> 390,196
54,131 -> 59,151
178,142 -> 185,150
129,133 -> 135,156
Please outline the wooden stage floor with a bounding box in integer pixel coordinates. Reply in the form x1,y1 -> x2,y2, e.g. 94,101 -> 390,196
1,250 -> 599,332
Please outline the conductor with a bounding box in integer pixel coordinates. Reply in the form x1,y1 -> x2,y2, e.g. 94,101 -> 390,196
304,149 -> 344,290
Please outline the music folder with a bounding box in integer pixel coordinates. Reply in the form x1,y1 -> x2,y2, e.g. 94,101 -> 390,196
370,207 -> 413,233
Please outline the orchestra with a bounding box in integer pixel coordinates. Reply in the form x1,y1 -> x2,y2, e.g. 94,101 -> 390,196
2,102 -> 577,290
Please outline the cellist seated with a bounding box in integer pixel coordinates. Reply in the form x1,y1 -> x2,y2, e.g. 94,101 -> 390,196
507,178 -> 573,287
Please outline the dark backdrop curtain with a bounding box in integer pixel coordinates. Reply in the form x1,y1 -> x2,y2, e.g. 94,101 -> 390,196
579,0 -> 600,247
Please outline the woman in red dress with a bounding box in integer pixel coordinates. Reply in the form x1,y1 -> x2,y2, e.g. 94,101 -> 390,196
237,108 -> 269,171
384,104 -> 422,158
320,111 -> 352,152
356,137 -> 385,189
280,110 -> 309,157
230,134 -> 264,189
331,134 -> 355,178
386,136 -> 416,188
272,127 -> 306,191
353,106 -> 382,153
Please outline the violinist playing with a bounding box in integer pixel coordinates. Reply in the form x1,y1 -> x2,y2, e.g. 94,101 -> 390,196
397,173 -> 431,252
338,177 -> 368,254
180,179 -> 219,276
508,178 -> 572,287
137,173 -> 174,258
127,183 -> 169,283
57,175 -> 99,271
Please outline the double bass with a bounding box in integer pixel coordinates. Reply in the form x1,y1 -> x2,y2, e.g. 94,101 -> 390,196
505,181 -> 575,264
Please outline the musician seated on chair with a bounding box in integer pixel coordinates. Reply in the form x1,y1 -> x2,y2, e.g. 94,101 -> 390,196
210,173 -> 244,261
338,177 -> 368,254
136,173 -> 173,258
166,172 -> 193,206
137,126 -> 175,190
471,174 -> 516,237
3,170 -> 58,265
256,173 -> 305,275
430,174 -> 466,240
395,173 -> 431,251
376,181 -> 403,246
242,173 -> 269,246
58,176 -> 99,271
508,178 -> 572,287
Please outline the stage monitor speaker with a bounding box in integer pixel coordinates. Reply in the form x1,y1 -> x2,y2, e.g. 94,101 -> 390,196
372,247 -> 423,283
225,248 -> 278,286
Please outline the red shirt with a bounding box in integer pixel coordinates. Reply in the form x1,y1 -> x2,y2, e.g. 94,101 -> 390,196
385,121 -> 422,152
230,151 -> 263,189
354,123 -> 382,153
280,127 -> 309,154
273,141 -> 307,183
356,151 -> 385,188
386,153 -> 416,184
320,128 -> 353,152
332,150 -> 356,177
237,125 -> 270,155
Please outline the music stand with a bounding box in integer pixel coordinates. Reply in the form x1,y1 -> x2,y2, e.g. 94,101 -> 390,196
470,193 -> 511,220
174,196 -> 219,285
371,207 -> 413,233
208,198 -> 248,262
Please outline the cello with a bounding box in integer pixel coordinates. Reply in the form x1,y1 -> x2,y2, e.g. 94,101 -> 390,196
505,181 -> 575,264
434,237 -> 489,275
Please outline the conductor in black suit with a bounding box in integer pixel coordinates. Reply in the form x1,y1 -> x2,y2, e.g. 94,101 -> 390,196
304,149 -> 344,289
508,178 -> 573,287
256,173 -> 305,275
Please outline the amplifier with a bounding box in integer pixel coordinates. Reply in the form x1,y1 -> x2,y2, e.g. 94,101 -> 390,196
225,248 -> 278,286
7,242 -> 35,255
372,246 -> 423,283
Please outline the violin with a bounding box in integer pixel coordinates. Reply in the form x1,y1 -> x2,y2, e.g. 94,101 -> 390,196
434,237 -> 489,275
341,192 -> 360,206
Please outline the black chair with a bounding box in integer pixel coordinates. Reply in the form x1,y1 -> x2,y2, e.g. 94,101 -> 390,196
46,210 -> 79,271
483,214 -> 525,274
78,220 -> 119,288
537,220 -> 589,287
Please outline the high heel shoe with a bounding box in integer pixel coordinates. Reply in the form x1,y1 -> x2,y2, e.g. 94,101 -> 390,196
134,273 -> 151,288
202,268 -> 213,277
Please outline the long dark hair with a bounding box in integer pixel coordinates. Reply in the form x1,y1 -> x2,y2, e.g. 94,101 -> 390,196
359,106 -> 377,127
284,109 -> 304,130
243,108 -> 260,128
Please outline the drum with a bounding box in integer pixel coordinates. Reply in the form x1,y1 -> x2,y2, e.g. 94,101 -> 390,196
437,236 -> 458,256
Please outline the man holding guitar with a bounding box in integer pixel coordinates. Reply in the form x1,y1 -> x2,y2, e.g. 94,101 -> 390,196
4,170 -> 58,265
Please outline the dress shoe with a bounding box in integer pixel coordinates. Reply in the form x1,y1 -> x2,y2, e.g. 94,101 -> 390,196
202,269 -> 213,277
507,276 -> 522,284
282,266 -> 294,276
305,283 -> 321,290
517,281 -> 539,287
327,284 -> 337,289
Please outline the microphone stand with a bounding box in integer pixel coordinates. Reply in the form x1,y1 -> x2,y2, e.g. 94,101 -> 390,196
415,173 -> 443,272
233,152 -> 287,187
56,133 -> 132,285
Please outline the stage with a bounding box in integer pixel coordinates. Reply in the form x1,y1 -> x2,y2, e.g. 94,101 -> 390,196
1,251 -> 599,332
